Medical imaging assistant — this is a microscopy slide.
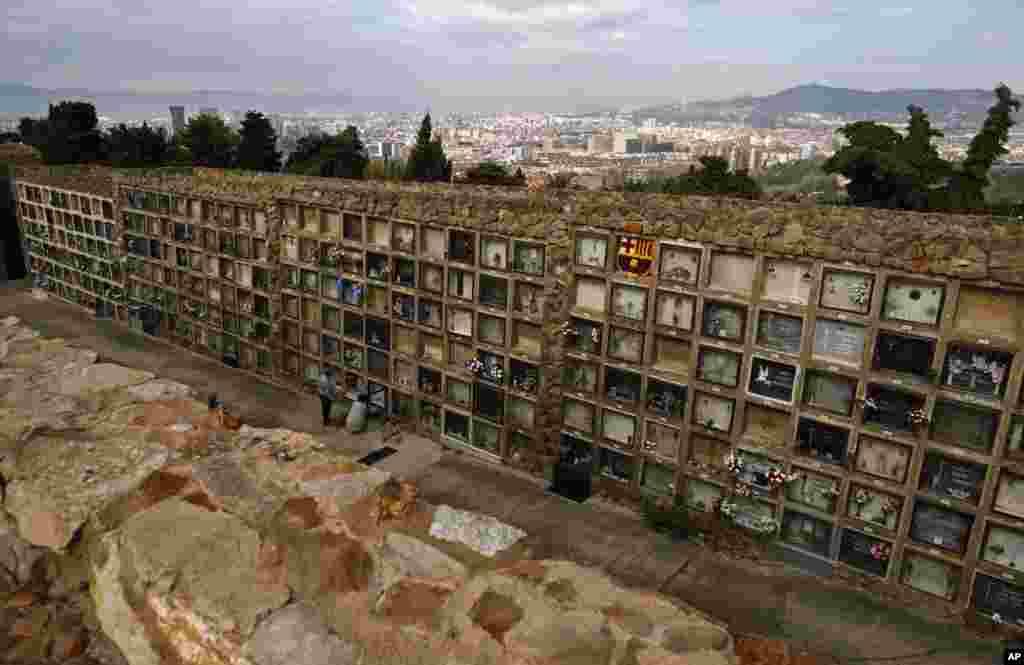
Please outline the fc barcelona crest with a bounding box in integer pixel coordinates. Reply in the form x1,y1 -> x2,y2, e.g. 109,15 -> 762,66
617,237 -> 655,276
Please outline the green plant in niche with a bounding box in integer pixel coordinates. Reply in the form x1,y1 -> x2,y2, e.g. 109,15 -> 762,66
988,543 -> 1006,557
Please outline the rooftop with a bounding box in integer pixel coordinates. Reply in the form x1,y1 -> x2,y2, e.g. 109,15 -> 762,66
13,164 -> 116,198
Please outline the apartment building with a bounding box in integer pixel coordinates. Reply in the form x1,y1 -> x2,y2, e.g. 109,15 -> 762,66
14,164 -> 1024,623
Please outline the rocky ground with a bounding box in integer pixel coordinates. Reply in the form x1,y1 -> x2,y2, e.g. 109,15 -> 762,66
0,314 -> 737,665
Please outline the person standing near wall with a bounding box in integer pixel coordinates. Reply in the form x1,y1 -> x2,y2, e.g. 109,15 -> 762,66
318,367 -> 337,427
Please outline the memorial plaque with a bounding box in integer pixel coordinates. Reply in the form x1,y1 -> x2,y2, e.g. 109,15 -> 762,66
685,478 -> 724,513
995,473 -> 1024,520
820,270 -> 874,314
659,245 -> 700,285
813,319 -> 866,367
983,525 -> 1024,571
796,418 -> 850,466
743,404 -> 791,450
646,421 -> 681,461
873,332 -> 935,378
943,345 -> 1012,398
698,347 -> 742,387
762,259 -> 814,304
423,228 -> 446,258
839,529 -> 891,577
882,279 -> 945,326
788,470 -> 840,514
910,502 -> 975,554
749,357 -> 798,403
756,311 -> 804,355
918,452 -> 987,505
605,366 -> 642,403
862,385 -> 923,432
847,485 -> 901,530
564,360 -> 599,394
855,436 -> 912,483
693,393 -> 735,433
576,235 -> 609,269
702,301 -> 747,342
602,410 -> 637,447
689,435 -> 730,470
954,287 -> 1024,343
646,379 -> 687,420
929,400 -> 998,453
611,283 -> 648,322
708,252 -> 755,295
1010,417 -> 1024,459
971,574 -> 1024,624
802,370 -> 856,416
563,399 -> 595,433
900,553 -> 959,601
653,336 -> 692,376
782,510 -> 834,557
481,236 -> 509,270
655,291 -> 696,331
571,318 -> 602,355
609,327 -> 644,363
574,277 -> 607,315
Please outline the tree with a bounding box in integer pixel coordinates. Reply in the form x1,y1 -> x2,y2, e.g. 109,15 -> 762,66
284,126 -> 368,179
236,111 -> 282,173
460,161 -> 526,186
40,101 -> 106,165
405,114 -> 451,182
946,84 -> 1021,211
624,156 -> 761,199
177,113 -> 239,168
822,121 -> 912,207
18,117 -> 48,149
0,132 -> 21,144
105,123 -> 171,168
366,158 -> 406,181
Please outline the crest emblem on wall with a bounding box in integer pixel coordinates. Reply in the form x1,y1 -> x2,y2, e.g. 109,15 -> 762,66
617,237 -> 654,276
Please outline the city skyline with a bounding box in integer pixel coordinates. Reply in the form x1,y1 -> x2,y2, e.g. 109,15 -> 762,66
5,1 -> 1023,113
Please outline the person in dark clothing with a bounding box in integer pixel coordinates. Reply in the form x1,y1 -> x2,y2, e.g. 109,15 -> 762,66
318,368 -> 337,427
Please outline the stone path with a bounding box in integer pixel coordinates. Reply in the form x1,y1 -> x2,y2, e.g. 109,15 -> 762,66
0,286 -> 1003,665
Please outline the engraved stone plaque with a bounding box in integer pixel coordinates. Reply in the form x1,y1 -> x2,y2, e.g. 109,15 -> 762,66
698,347 -> 742,387
910,503 -> 974,554
576,235 -> 609,269
756,311 -> 804,354
820,270 -> 874,314
995,472 -> 1024,519
900,553 -> 959,601
655,291 -> 695,330
743,404 -> 791,450
855,436 -> 912,483
813,319 -> 866,367
929,400 -> 998,453
702,301 -> 747,342
762,259 -> 813,304
882,279 -> 944,325
782,510 -> 834,557
839,529 -> 890,577
873,332 -> 935,378
802,370 -> 856,416
847,485 -> 901,530
659,245 -> 700,285
797,418 -> 850,466
685,478 -> 724,512
788,470 -> 840,514
749,357 -> 798,403
708,252 -> 755,295
693,393 -> 735,433
983,525 -> 1024,571
918,452 -> 986,505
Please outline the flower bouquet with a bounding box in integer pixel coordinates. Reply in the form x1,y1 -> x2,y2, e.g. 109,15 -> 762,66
869,542 -> 891,561
766,469 -> 800,490
724,451 -> 744,475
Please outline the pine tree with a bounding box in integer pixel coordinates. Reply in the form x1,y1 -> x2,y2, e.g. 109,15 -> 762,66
405,114 -> 452,182
236,111 -> 282,173
177,113 -> 239,168
946,84 -> 1021,211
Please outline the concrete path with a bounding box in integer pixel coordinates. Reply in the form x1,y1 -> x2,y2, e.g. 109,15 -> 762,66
0,285 -> 1002,665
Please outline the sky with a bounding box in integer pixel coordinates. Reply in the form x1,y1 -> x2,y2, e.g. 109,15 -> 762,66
4,0 -> 1023,112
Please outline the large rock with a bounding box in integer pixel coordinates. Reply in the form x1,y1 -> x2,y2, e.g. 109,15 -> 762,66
53,363 -> 154,397
429,505 -> 526,558
92,499 -> 290,665
243,603 -> 357,665
0,511 -> 46,588
125,379 -> 196,402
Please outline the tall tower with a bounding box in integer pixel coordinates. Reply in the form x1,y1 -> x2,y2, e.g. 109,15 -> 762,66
169,106 -> 185,135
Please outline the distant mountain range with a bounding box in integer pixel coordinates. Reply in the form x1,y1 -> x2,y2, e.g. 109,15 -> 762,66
0,83 -> 357,119
636,83 -> 1018,127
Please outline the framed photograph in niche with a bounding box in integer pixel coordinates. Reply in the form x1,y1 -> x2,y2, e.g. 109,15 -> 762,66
573,276 -> 607,315
847,485 -> 902,531
575,234 -> 609,270
855,436 -> 912,483
697,347 -> 742,387
982,524 -> 1024,571
910,502 -> 975,555
480,236 -> 509,271
873,332 -> 935,380
862,384 -> 925,434
971,574 -> 1024,625
882,279 -> 945,326
900,553 -> 960,601
655,291 -> 695,331
608,327 -> 644,364
942,344 -> 1012,399
756,311 -> 804,355
685,478 -> 724,513
693,392 -> 735,433
645,421 -> 681,461
781,510 -> 834,558
787,469 -> 841,514
610,283 -> 648,322
702,301 -> 747,342
645,378 -> 687,420
796,418 -> 850,467
801,370 -> 856,416
616,236 -> 656,278
762,259 -> 814,304
918,452 -> 986,505
749,357 -> 798,403
813,319 -> 866,367
838,529 -> 892,577
391,222 -> 416,254
954,287 -> 1024,344
708,252 -> 755,295
995,472 -> 1024,519
605,366 -> 642,404
563,398 -> 595,434
659,244 -> 700,285
602,409 -> 638,448
929,400 -> 998,453
512,241 -> 545,276
421,263 -> 444,294
742,404 -> 791,451
820,269 -> 874,315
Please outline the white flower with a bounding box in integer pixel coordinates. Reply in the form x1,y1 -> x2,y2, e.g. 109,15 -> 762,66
992,613 -> 1004,624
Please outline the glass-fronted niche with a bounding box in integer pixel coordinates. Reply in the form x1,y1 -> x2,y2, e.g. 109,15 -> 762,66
756,310 -> 803,355
900,552 -> 959,601
820,269 -> 874,315
781,509 -> 833,558
929,400 -> 999,453
881,278 -> 945,326
942,344 -> 1012,399
855,436 -> 912,483
981,524 -> 1024,572
873,332 -> 935,380
658,244 -> 700,285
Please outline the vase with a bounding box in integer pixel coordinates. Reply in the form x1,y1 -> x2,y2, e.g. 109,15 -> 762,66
346,396 -> 368,433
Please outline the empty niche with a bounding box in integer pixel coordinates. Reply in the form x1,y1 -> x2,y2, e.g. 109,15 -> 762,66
820,269 -> 874,314
900,553 -> 959,601
708,252 -> 755,295
854,436 -> 911,483
813,319 -> 866,367
882,279 -> 944,326
742,403 -> 791,450
659,245 -> 700,285
573,277 -> 607,315
954,287 -> 1024,343
655,291 -> 695,330
762,259 -> 814,304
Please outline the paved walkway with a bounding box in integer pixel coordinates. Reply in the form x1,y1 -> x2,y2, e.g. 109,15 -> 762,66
0,285 -> 1002,665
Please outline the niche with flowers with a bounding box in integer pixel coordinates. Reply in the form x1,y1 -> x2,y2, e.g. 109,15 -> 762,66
847,485 -> 902,530
820,270 -> 874,314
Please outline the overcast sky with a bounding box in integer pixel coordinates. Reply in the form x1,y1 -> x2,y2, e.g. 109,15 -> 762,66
5,0 -> 1023,112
